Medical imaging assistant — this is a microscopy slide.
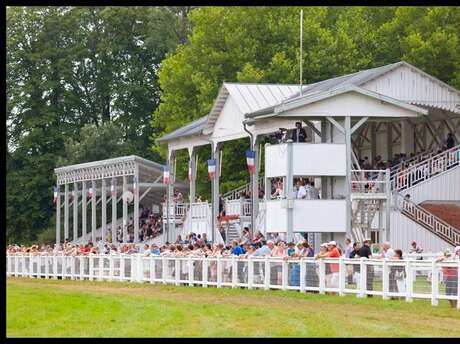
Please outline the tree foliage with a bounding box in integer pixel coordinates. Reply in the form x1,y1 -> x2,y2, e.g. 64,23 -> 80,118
6,6 -> 191,243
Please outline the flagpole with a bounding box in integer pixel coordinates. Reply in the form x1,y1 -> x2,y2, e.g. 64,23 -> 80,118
300,9 -> 303,96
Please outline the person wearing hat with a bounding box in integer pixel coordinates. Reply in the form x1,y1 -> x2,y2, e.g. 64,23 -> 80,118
291,121 -> 307,143
325,241 -> 341,290
358,238 -> 374,295
436,246 -> 459,308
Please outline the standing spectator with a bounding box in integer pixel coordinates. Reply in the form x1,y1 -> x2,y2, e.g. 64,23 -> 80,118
388,249 -> 405,299
409,240 -> 423,260
381,242 -> 395,259
349,242 -> 361,285
436,246 -> 460,308
325,241 -> 341,290
343,238 -> 353,258
291,121 -> 307,143
359,238 -> 374,296
446,133 -> 455,150
295,180 -> 307,199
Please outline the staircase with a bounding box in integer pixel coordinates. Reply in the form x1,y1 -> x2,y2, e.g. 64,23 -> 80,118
389,145 -> 460,246
398,195 -> 460,246
351,199 -> 380,242
223,221 -> 241,245
222,176 -> 264,200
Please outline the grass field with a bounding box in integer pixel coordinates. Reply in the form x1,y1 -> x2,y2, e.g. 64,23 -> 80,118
7,277 -> 460,337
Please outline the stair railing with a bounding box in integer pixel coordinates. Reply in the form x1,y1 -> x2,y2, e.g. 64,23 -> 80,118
396,194 -> 460,246
222,176 -> 264,200
391,145 -> 460,191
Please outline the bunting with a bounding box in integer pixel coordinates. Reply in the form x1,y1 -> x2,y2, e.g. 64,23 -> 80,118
163,165 -> 170,184
207,159 -> 216,179
53,186 -> 58,203
246,150 -> 256,174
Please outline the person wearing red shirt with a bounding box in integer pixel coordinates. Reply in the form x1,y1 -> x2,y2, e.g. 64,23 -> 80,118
326,241 -> 341,290
436,246 -> 460,308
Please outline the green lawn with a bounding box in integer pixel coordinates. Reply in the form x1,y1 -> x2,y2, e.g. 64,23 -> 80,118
7,277 -> 460,337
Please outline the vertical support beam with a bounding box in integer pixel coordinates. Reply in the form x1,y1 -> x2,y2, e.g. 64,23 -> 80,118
188,147 -> 197,203
167,149 -> 176,243
91,180 -> 96,244
73,182 -> 78,241
82,181 -> 87,242
370,122 -> 377,163
56,185 -> 61,245
64,183 -> 69,241
122,175 -> 128,243
212,142 -> 221,242
252,136 -> 260,231
385,168 -> 391,242
286,140 -> 294,242
101,178 -> 107,243
344,116 -> 352,240
401,119 -> 415,155
134,167 -> 139,243
111,178 -> 117,244
386,121 -> 393,162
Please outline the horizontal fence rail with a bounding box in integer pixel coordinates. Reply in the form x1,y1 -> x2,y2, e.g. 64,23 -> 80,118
6,254 -> 459,309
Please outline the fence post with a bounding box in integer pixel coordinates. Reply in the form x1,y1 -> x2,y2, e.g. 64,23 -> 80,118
109,255 -> 114,281
188,257 -> 193,287
175,258 -> 180,286
53,256 -> 58,280
70,255 -> 75,280
248,257 -> 254,290
137,254 -> 143,283
120,255 -> 125,281
358,258 -> 366,298
281,259 -> 288,291
300,258 -> 306,293
150,257 -> 155,284
62,255 -> 67,280
202,258 -> 208,288
162,258 -> 167,285
15,255 -> 19,277
44,256 -> 49,279
231,256 -> 237,288
29,255 -> 33,278
80,256 -> 85,280
319,259 -> 325,294
339,257 -> 345,296
264,256 -> 270,290
405,260 -> 413,302
130,255 -> 136,282
431,259 -> 439,306
217,257 -> 222,288
382,259 -> 389,300
89,255 -> 94,281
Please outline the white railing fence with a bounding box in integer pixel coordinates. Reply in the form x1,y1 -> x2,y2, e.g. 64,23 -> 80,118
391,145 -> 460,191
7,254 -> 459,309
350,169 -> 389,194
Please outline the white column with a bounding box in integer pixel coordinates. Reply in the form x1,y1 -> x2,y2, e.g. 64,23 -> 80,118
91,180 -> 96,243
101,178 -> 107,243
134,169 -> 139,243
64,183 -> 69,241
344,116 -> 352,239
188,147 -> 197,203
123,175 -> 128,242
81,181 -> 87,242
211,143 -> 221,242
252,136 -> 260,230
56,185 -> 61,245
73,182 -> 78,241
286,140 -> 294,242
111,178 -> 117,244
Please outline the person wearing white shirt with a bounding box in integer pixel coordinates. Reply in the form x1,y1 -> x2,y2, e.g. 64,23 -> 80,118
296,180 -> 307,199
381,241 -> 395,259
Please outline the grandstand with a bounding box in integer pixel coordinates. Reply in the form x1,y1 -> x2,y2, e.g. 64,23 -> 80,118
52,61 -> 460,253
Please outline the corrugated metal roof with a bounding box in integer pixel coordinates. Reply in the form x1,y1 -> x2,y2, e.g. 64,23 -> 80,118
246,62 -> 405,117
156,115 -> 209,142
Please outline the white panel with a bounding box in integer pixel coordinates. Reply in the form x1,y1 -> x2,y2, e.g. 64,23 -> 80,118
293,200 -> 346,232
390,210 -> 454,253
402,166 -> 460,204
292,144 -> 346,176
265,144 -> 288,178
265,200 -> 287,232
